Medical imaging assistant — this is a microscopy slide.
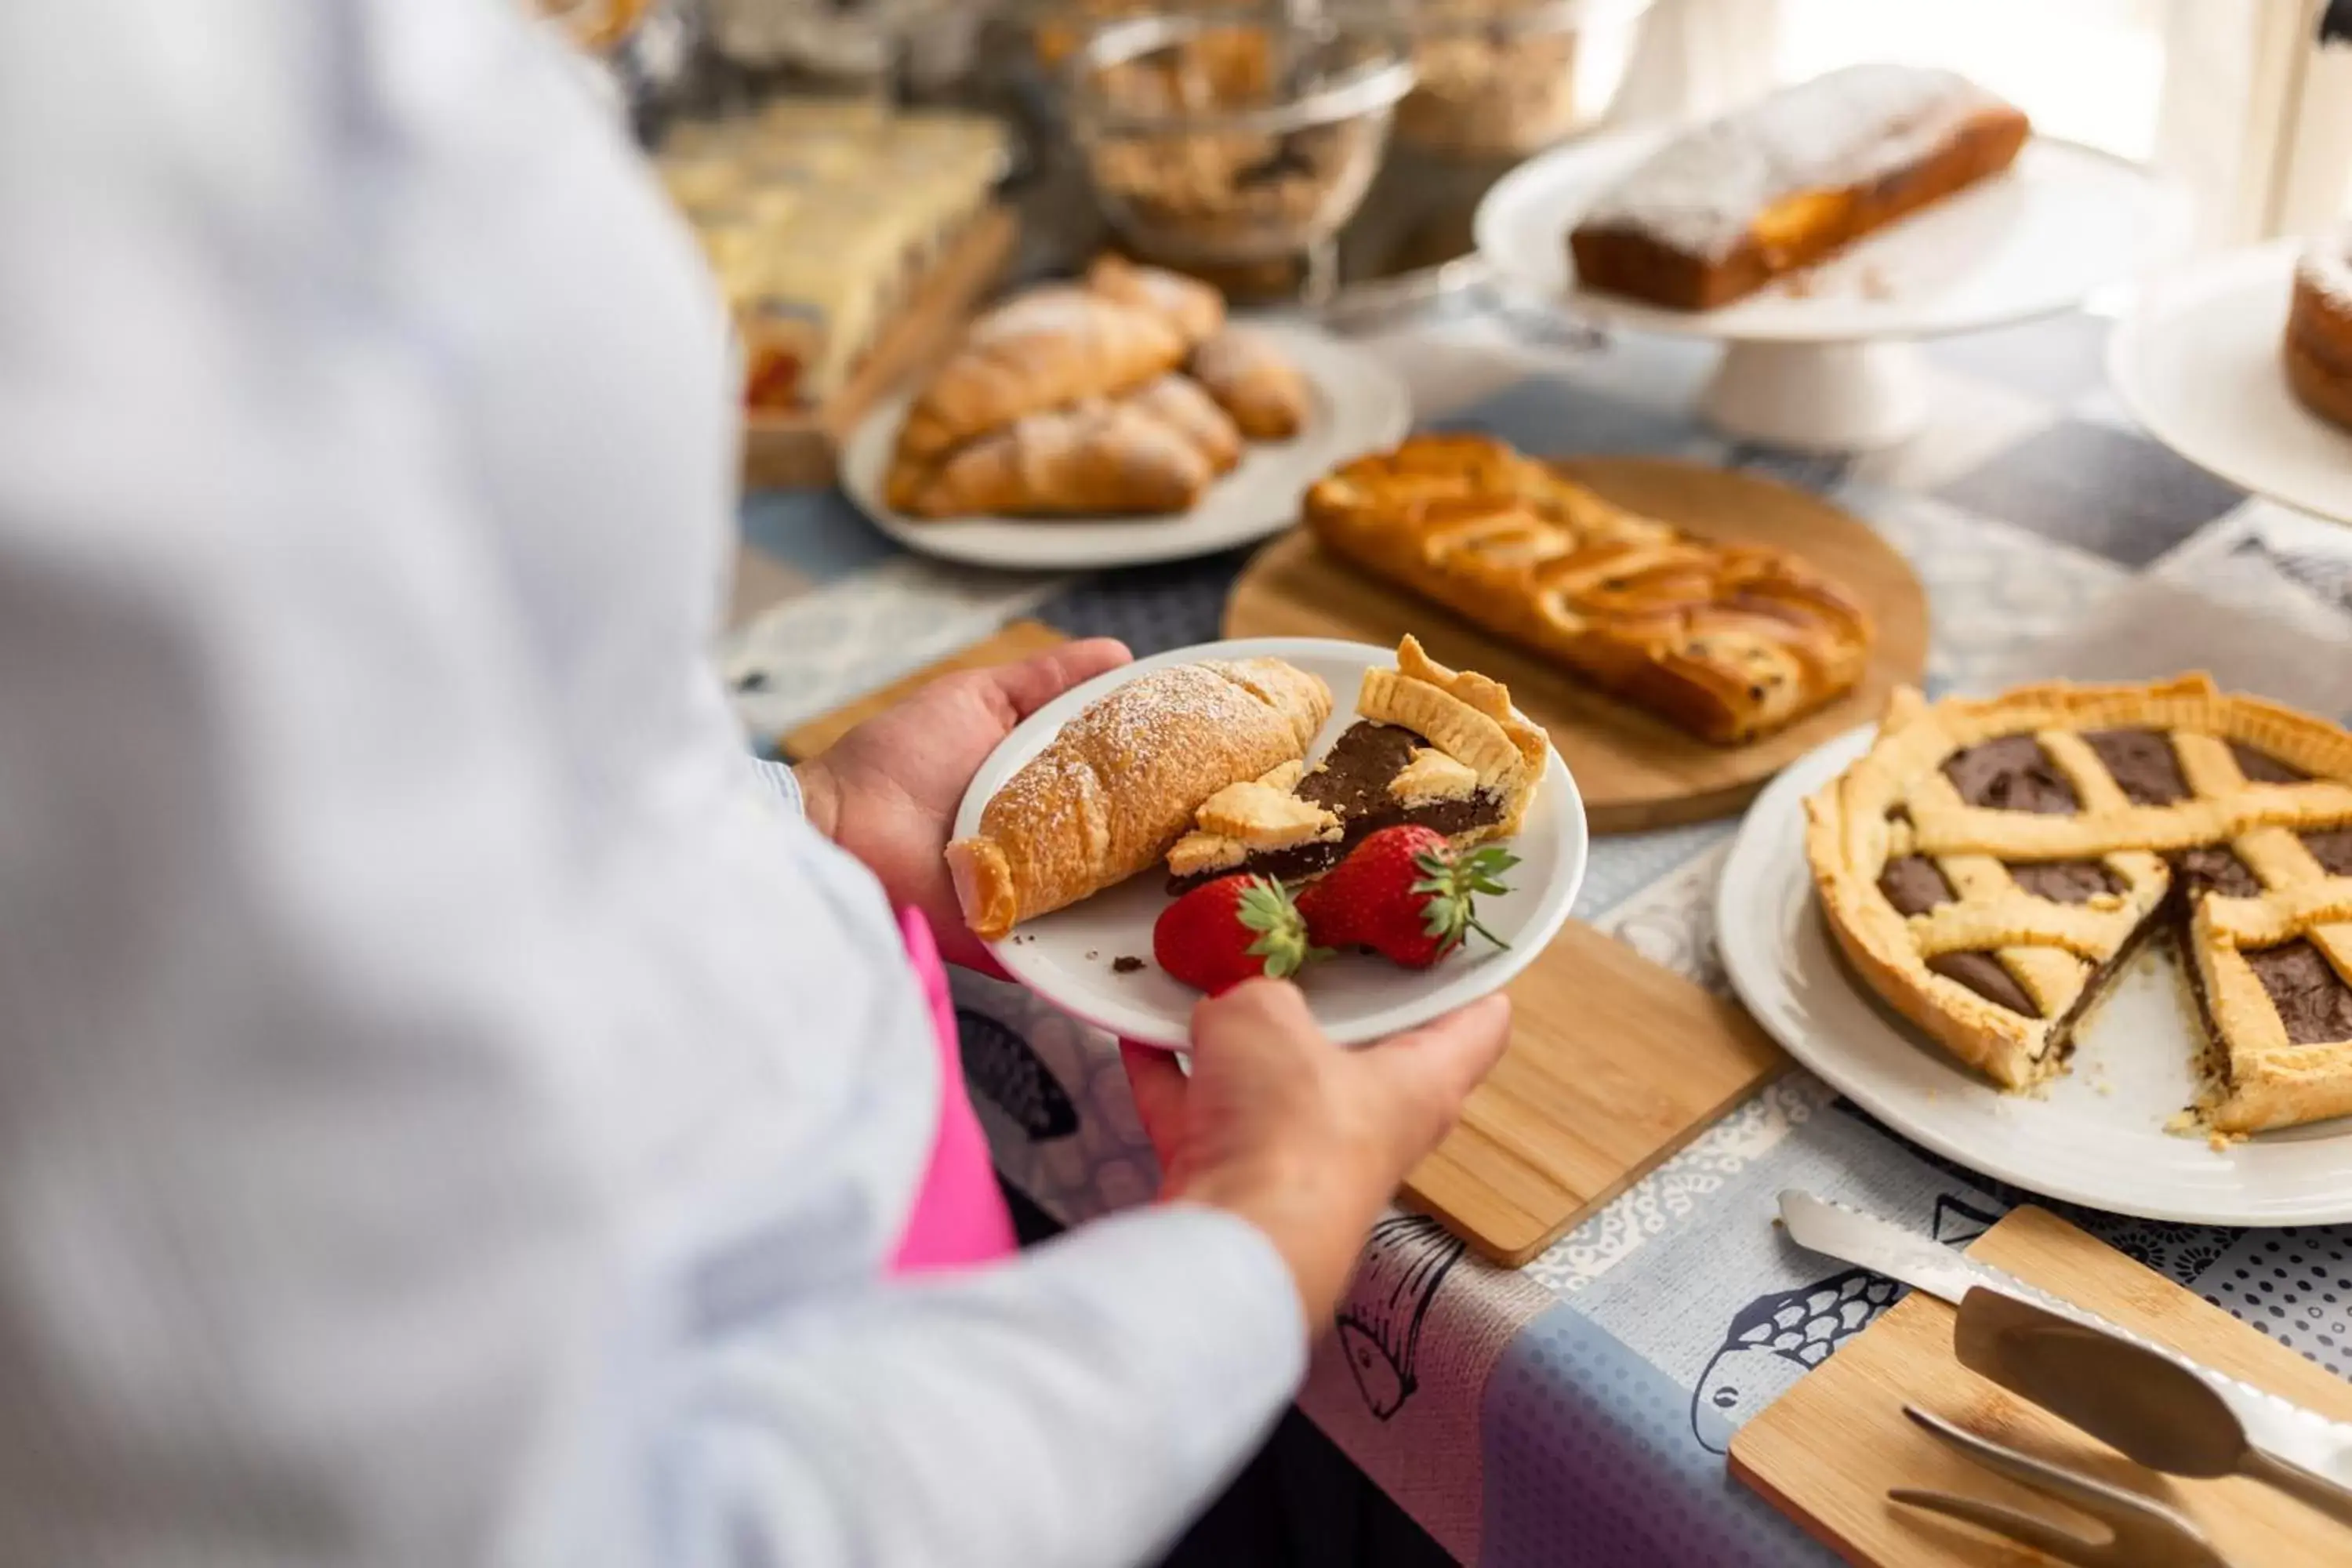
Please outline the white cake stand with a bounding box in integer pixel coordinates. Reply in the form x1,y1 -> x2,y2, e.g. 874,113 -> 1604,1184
2109,240 -> 2352,527
1474,129 -> 2190,452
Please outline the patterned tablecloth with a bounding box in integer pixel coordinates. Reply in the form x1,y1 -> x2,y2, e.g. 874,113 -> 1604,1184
722,303 -> 2352,1566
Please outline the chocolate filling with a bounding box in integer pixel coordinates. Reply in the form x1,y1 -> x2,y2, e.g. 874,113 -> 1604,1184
2172,844 -> 2263,898
1877,855 -> 1954,916
1167,720 -> 1505,894
2045,911 -> 2168,1047
1298,723 -> 1425,818
1942,735 -> 2078,814
2006,858 -> 2124,904
2245,941 -> 2352,1045
2082,728 -> 2190,804
2230,742 -> 2307,784
1169,838 -> 1347,895
2303,826 -> 2352,877
1929,952 -> 2038,1017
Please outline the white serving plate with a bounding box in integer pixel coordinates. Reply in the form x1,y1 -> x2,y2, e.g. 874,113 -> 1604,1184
1716,727 -> 2352,1227
842,321 -> 1410,571
955,637 -> 1588,1050
2109,239 -> 2352,528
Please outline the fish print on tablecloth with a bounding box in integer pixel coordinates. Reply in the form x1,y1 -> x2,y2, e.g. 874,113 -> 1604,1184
955,1009 -> 1077,1142
1336,1214 -> 1465,1420
1690,1269 -> 1900,1452
1688,1192 -> 2002,1452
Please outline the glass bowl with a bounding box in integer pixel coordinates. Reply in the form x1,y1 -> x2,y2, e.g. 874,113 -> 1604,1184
1392,0 -> 1652,162
1069,13 -> 1414,265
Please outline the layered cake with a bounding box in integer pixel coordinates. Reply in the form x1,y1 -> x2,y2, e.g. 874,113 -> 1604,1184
1570,64 -> 2030,311
2287,227 -> 2352,434
655,105 -> 1007,409
1806,677 -> 2352,1135
1167,637 -> 1548,891
1304,434 -> 1874,745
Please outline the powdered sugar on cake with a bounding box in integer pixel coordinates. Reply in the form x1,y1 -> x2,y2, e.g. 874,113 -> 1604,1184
1577,64 -> 2009,260
2297,223 -> 2352,310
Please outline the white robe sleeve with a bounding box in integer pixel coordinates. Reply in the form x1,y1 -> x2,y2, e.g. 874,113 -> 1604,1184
0,4 -> 1309,1566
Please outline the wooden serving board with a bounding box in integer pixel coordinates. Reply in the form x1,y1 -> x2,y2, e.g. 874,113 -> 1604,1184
1416,918 -> 1788,1265
1731,1206 -> 2352,1566
1223,457 -> 1931,833
780,620 -> 1789,1266
739,205 -> 1018,492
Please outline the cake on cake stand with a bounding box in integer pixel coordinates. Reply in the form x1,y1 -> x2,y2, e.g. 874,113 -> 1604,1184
2109,238 -> 2352,527
1474,128 -> 2189,452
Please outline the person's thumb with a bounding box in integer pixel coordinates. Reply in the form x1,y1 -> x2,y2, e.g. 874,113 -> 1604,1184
986,639 -> 1134,722
1352,994 -> 1513,1160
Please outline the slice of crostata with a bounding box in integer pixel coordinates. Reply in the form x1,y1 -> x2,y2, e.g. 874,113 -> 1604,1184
1167,636 -> 1549,892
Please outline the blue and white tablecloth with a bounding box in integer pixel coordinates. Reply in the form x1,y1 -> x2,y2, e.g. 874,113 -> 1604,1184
722,303 -> 2352,1566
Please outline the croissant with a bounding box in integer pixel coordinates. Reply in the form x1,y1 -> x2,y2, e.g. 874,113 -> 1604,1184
1125,373 -> 1243,475
948,658 -> 1335,938
889,399 -> 1214,519
1085,255 -> 1227,348
895,289 -> 1186,463
1189,328 -> 1311,439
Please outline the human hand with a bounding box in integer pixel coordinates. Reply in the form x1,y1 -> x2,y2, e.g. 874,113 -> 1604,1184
1120,982 -> 1512,1327
795,639 -> 1131,972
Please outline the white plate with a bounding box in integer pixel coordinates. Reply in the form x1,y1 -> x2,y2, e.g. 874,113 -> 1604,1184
841,321 -> 1411,571
956,637 -> 1588,1049
2109,241 -> 2352,527
1475,132 -> 2188,344
1717,728 -> 2352,1227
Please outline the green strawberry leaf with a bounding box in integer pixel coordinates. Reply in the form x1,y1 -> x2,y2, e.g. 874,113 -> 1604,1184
1234,876 -> 1330,979
1407,844 -> 1515,954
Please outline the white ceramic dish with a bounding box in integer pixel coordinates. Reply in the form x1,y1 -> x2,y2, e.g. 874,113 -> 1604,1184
1716,727 -> 2352,1227
955,637 -> 1588,1050
1472,131 -> 2187,451
2109,240 -> 2352,527
841,321 -> 1410,571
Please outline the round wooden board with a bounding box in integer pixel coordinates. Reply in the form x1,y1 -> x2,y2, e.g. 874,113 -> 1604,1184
1221,457 -> 1931,833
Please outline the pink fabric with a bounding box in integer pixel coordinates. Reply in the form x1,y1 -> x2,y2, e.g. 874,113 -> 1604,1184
886,907 -> 1018,1274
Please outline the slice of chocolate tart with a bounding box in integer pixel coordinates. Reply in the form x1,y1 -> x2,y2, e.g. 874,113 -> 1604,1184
1167,636 -> 1549,892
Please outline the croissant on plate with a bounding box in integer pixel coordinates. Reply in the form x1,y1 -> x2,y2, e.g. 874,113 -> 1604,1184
894,289 -> 1185,464
947,655 -> 1334,938
888,398 -> 1216,519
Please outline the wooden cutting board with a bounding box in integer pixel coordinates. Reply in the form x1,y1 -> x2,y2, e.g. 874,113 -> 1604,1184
1731,1206 -> 2352,1566
1223,457 -> 1931,833
780,620 -> 1790,1266
739,205 -> 1018,492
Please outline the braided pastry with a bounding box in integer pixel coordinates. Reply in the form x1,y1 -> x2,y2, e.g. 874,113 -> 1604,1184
1302,434 -> 1874,744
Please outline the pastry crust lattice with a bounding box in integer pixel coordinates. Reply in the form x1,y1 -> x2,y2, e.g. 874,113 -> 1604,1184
1806,677 -> 2352,1133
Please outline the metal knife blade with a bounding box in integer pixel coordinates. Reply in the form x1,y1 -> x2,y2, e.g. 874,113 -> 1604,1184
1777,1189 -> 2352,1487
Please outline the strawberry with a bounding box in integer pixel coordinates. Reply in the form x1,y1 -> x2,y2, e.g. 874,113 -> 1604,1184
1295,825 -> 1518,968
1152,874 -> 1327,995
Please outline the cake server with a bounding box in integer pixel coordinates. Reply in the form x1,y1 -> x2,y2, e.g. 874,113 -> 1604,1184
1956,1287 -> 2352,1526
1777,1190 -> 2352,1500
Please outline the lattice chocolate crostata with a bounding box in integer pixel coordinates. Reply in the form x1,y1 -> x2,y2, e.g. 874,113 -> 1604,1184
1806,677 -> 2352,1134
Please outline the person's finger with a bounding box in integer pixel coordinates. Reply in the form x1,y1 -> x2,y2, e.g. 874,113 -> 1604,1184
1192,975 -> 1316,1040
1119,1041 -> 1189,1154
1352,994 -> 1513,1145
986,639 -> 1133,723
